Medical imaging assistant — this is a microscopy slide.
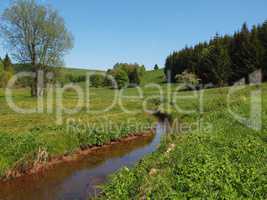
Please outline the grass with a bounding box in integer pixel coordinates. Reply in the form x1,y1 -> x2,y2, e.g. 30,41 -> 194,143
0,69 -> 266,199
98,84 -> 267,199
0,82 -> 168,177
0,68 -> 166,177
140,69 -> 165,85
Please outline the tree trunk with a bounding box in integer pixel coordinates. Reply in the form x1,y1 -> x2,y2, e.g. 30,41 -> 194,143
31,65 -> 44,97
31,69 -> 38,97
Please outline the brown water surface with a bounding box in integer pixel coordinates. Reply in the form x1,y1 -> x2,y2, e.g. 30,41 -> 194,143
0,123 -> 166,200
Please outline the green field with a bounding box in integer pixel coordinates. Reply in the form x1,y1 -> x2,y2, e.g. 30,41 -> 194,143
0,70 -> 266,199
0,68 -> 167,178
0,71 -> 183,178
0,85 -> 156,177
140,69 -> 165,85
98,84 -> 267,199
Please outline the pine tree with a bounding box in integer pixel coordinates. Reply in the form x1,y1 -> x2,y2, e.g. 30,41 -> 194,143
0,58 -> 3,75
258,21 -> 267,80
164,21 -> 267,85
229,23 -> 257,83
0,54 -> 14,87
205,36 -> 232,86
2,54 -> 13,72
250,25 -> 265,70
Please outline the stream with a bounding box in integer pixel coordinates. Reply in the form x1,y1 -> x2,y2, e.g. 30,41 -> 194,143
0,123 -> 166,200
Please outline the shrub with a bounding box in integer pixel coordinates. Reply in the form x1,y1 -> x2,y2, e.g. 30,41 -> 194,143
90,74 -> 105,87
0,71 -> 13,87
114,69 -> 129,89
175,71 -> 200,87
109,63 -> 143,87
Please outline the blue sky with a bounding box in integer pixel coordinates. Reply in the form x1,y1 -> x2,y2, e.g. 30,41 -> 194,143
0,0 -> 267,70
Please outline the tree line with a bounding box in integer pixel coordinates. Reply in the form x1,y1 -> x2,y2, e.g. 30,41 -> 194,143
105,63 -> 145,89
59,63 -> 146,88
165,21 -> 267,86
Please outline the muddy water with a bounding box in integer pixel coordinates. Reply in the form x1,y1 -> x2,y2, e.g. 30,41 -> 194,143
0,123 -> 166,200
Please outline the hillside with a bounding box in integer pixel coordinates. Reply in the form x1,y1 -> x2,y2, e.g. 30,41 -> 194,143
141,69 -> 165,85
13,64 -> 165,85
13,64 -> 103,75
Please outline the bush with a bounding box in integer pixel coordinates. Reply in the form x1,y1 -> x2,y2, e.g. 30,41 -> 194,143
90,74 -> 105,87
110,63 -> 143,87
175,71 -> 200,87
65,74 -> 86,83
0,71 -> 13,87
114,69 -> 129,89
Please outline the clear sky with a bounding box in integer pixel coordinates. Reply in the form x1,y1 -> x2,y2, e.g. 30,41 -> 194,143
0,0 -> 267,70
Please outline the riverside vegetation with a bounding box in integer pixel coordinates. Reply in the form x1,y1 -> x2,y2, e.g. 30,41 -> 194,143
98,83 -> 267,199
0,69 -> 166,178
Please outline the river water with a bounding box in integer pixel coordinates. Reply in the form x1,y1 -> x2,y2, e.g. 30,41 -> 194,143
0,123 -> 166,200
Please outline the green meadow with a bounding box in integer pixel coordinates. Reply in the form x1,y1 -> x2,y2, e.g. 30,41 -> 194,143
0,69 -> 166,177
98,83 -> 267,199
0,75 -> 266,200
0,67 -> 266,199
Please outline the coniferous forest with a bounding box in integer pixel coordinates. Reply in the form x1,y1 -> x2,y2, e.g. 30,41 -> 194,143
165,21 -> 267,86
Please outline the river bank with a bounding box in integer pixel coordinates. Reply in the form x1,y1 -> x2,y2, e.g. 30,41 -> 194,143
0,123 -> 166,200
2,130 -> 154,181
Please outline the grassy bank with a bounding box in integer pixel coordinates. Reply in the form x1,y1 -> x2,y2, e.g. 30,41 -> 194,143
98,84 -> 267,199
0,66 -> 167,178
0,76 -> 179,178
0,86 -> 160,178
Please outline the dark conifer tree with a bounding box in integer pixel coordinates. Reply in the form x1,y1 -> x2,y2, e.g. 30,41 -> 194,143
259,21 -> 267,80
2,54 -> 13,71
204,36 -> 232,86
230,24 -> 264,83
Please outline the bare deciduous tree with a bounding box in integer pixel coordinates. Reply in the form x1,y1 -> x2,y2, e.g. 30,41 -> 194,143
0,0 -> 73,96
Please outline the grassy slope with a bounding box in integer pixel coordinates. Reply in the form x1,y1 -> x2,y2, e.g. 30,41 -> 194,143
140,69 -> 165,85
98,84 -> 267,199
59,67 -> 104,78
13,64 -> 104,80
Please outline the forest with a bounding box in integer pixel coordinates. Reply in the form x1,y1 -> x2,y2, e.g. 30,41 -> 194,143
165,21 -> 267,86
